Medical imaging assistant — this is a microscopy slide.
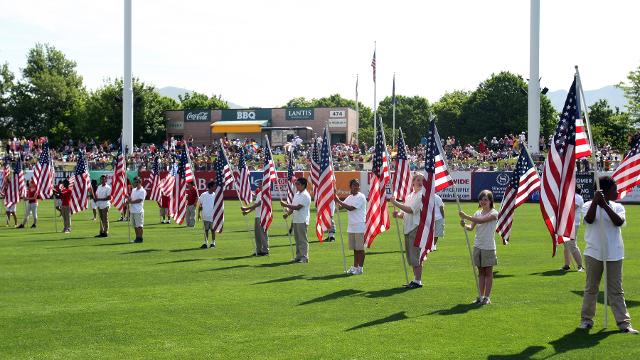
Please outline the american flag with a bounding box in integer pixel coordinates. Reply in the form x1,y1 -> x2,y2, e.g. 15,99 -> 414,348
32,143 -> 54,199
236,147 -> 253,204
211,156 -> 226,233
364,119 -> 391,248
392,129 -> 410,202
183,147 -> 195,183
171,151 -> 189,224
217,147 -> 235,188
415,121 -> 454,256
259,139 -> 276,232
70,151 -> 91,214
496,144 -> 541,244
0,163 -> 9,196
540,77 -> 592,256
287,148 -> 296,204
110,146 -> 128,212
371,49 -> 376,83
160,161 -> 176,197
613,134 -> 640,199
4,159 -> 26,209
315,128 -> 335,242
309,140 -> 320,201
149,156 -> 162,202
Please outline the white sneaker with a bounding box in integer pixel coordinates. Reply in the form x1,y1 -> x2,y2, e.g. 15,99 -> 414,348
346,266 -> 357,274
622,326 -> 639,334
578,267 -> 585,272
578,321 -> 593,330
354,267 -> 363,275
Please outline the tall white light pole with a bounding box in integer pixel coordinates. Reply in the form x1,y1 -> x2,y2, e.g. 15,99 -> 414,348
123,0 -> 134,154
528,0 -> 541,155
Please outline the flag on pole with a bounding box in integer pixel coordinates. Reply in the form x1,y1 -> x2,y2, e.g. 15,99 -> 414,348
4,159 -> 26,209
287,148 -> 296,204
414,121 -> 454,256
540,77 -> 592,256
211,156 -> 226,233
612,134 -> 640,199
70,151 -> 91,214
309,140 -> 320,201
0,163 -> 9,196
184,148 -> 195,184
364,119 -> 391,248
496,145 -> 541,244
315,128 -> 335,242
171,151 -> 189,224
32,143 -> 54,199
371,49 -> 376,83
392,129 -> 410,202
110,146 -> 128,212
259,139 -> 276,232
149,156 -> 163,202
217,147 -> 235,188
160,161 -> 176,197
236,146 -> 253,204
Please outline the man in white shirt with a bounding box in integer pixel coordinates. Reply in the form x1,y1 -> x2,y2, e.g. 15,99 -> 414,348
94,175 -> 112,237
128,176 -> 146,243
197,181 -> 217,248
281,178 -> 311,263
335,179 -> 367,274
578,176 -> 638,334
562,187 -> 584,271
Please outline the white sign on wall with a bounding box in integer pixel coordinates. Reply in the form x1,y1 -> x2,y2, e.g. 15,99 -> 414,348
435,171 -> 472,200
328,118 -> 347,128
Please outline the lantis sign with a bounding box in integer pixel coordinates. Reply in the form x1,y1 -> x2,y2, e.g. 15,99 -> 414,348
184,110 -> 211,122
286,108 -> 314,120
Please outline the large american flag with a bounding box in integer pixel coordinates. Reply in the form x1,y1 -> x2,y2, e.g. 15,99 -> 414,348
259,140 -> 277,232
149,156 -> 163,202
70,151 -> 91,214
183,147 -> 195,183
4,159 -> 26,209
540,77 -> 592,256
392,129 -> 411,202
236,147 -> 253,204
315,128 -> 335,242
371,49 -> 376,83
171,151 -> 189,224
217,147 -> 235,188
110,146 -> 128,212
364,119 -> 391,248
160,161 -> 176,197
211,156 -> 226,233
309,140 -> 320,202
415,121 -> 454,257
287,148 -> 296,204
613,134 -> 640,199
496,145 -> 541,244
32,143 -> 54,199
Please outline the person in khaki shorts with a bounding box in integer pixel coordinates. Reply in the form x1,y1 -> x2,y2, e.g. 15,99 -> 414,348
390,173 -> 426,289
459,189 -> 499,305
94,175 -> 111,237
578,176 -> 638,334
128,177 -> 146,243
281,178 -> 311,263
197,181 -> 217,249
334,179 -> 367,275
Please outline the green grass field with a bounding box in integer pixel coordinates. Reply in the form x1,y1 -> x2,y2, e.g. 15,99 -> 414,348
1,200 -> 639,359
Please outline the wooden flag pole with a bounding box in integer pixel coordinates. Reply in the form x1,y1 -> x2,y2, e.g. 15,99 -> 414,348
576,65 -> 609,328
219,140 -> 252,233
325,125 -> 348,273
52,158 -> 58,233
268,135 -> 295,260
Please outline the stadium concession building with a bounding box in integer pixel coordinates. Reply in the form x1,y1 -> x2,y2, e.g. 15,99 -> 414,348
165,107 -> 359,146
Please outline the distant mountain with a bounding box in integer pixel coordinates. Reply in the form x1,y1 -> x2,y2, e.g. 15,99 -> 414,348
158,86 -> 243,109
546,85 -> 627,112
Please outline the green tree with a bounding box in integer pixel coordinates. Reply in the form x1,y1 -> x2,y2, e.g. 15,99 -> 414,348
376,95 -> 432,146
587,99 -> 635,151
432,90 -> 470,140
178,92 -> 228,109
618,65 -> 640,124
0,63 -> 15,137
10,43 -> 86,143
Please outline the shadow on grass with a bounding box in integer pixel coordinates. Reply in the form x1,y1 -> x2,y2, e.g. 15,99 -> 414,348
308,273 -> 350,281
428,303 -> 482,316
362,287 -> 412,298
493,271 -> 515,279
156,258 -> 205,265
198,265 -> 250,272
486,346 -> 546,360
530,269 -> 568,277
255,261 -> 294,268
169,247 -> 206,253
346,311 -> 409,331
93,242 -> 131,246
30,237 -> 79,242
299,289 -> 363,306
122,249 -> 161,254
254,275 -> 306,285
570,290 -> 640,308
46,244 -> 86,249
221,255 -> 258,261
365,251 -> 401,256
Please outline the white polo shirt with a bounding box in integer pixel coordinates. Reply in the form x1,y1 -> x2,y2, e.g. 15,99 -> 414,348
473,209 -> 499,250
582,201 -> 626,261
434,194 -> 444,221
292,190 -> 311,225
95,184 -> 111,209
343,192 -> 366,233
574,194 -> 584,226
199,191 -> 216,222
402,188 -> 424,234
130,187 -> 146,214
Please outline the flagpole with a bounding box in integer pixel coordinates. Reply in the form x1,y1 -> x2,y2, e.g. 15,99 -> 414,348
125,151 -> 132,243
392,127 -> 410,285
285,147 -> 296,260
219,140 -> 252,234
373,41 -> 377,147
51,158 -> 58,233
392,73 -> 396,149
326,125 -> 348,273
576,65 -> 609,328
433,118 -> 480,297
267,135 -> 294,260
355,74 -> 360,145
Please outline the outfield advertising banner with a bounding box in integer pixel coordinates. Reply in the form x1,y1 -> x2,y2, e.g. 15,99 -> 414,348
436,171 -> 472,200
471,171 -> 512,202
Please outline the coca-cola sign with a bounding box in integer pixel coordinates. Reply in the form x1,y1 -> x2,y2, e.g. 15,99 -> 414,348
184,110 -> 211,122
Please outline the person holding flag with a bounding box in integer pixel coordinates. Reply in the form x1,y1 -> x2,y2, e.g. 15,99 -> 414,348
185,182 -> 198,227
17,180 -> 38,228
94,175 -> 111,237
4,159 -> 25,227
334,179 -> 367,275
197,180 -> 217,249
128,176 -> 146,243
282,178 -> 311,263
53,179 -> 72,233
241,181 -> 269,256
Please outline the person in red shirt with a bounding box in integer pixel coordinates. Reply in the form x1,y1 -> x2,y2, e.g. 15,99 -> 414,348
53,179 -> 72,233
160,193 -> 171,224
185,182 -> 198,227
17,181 -> 38,228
